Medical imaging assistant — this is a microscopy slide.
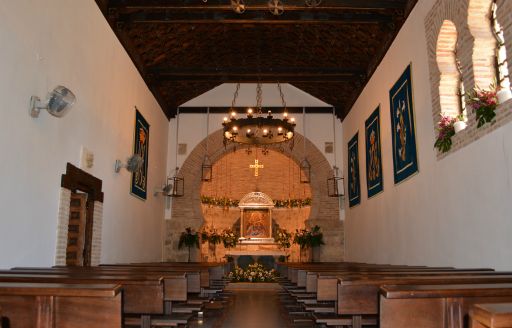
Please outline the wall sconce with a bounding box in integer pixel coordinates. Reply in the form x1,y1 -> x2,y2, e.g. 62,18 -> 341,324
30,86 -> 76,118
115,154 -> 143,173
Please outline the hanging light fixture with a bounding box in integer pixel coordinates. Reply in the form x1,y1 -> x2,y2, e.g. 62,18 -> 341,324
169,108 -> 185,197
300,107 -> 311,183
202,107 -> 213,181
222,82 -> 296,147
327,108 -> 344,197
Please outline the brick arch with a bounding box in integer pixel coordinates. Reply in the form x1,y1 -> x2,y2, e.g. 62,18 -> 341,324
468,0 -> 497,88
437,20 -> 462,117
165,129 -> 344,262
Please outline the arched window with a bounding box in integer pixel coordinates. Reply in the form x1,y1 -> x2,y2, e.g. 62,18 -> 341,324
437,20 -> 464,117
491,0 -> 510,90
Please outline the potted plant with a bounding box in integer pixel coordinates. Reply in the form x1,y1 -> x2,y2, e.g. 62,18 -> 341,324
466,85 -> 498,128
293,228 -> 311,262
178,227 -> 199,262
309,225 -> 324,263
453,114 -> 467,133
201,227 -> 222,261
434,114 -> 456,153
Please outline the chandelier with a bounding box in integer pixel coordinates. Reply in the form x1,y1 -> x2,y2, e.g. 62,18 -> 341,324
222,83 -> 296,146
203,0 -> 322,16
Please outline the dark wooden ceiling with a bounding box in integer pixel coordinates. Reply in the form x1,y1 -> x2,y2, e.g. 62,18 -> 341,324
95,0 -> 417,120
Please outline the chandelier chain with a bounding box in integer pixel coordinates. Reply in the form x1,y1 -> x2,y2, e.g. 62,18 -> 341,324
256,82 -> 263,113
231,83 -> 241,108
278,82 -> 287,109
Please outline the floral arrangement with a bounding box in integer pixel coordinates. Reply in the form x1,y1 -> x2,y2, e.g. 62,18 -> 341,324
201,227 -> 223,245
293,228 -> 311,250
221,228 -> 239,248
201,195 -> 312,209
274,228 -> 292,249
292,225 -> 324,249
178,227 -> 200,249
466,85 -> 498,128
227,264 -> 278,282
434,114 -> 456,153
309,225 -> 325,248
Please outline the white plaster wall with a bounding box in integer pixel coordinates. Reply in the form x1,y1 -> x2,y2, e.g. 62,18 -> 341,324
343,0 -> 512,270
0,0 -> 168,267
165,84 -> 344,220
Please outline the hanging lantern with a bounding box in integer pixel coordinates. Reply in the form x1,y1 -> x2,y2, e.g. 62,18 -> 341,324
167,169 -> 184,197
300,158 -> 311,183
201,156 -> 213,181
327,175 -> 344,197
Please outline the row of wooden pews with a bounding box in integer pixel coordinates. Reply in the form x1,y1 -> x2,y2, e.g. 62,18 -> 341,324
277,262 -> 512,328
0,261 -> 230,327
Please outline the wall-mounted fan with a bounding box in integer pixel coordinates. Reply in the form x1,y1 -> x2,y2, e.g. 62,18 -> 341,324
30,86 -> 76,118
115,154 -> 144,173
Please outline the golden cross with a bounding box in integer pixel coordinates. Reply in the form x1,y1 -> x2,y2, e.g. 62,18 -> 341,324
249,159 -> 264,177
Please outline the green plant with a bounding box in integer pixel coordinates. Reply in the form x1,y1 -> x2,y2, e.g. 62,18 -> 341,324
293,228 -> 311,250
309,225 -> 325,248
178,227 -> 200,262
434,114 -> 456,153
466,85 -> 498,128
201,227 -> 222,245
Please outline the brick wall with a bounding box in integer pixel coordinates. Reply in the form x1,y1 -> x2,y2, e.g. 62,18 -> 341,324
165,130 -> 345,262
426,0 -> 512,159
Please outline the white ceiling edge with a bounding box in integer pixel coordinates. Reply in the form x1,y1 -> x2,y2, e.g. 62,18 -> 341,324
179,83 -> 332,107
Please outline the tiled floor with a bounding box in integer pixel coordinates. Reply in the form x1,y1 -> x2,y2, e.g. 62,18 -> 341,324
190,289 -> 288,328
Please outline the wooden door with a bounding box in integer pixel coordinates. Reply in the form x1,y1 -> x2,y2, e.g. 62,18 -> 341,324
66,193 -> 87,266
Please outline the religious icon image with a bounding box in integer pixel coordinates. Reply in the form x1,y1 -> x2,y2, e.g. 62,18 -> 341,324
389,64 -> 418,185
347,133 -> 361,207
131,109 -> 150,200
243,210 -> 270,238
365,107 -> 383,198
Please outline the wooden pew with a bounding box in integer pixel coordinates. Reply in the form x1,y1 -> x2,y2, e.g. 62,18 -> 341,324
470,303 -> 512,328
380,283 -> 512,328
0,282 -> 122,328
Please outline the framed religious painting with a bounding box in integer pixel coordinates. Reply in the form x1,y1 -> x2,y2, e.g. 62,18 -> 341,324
347,133 -> 361,207
389,64 -> 418,184
130,108 -> 150,200
365,106 -> 384,198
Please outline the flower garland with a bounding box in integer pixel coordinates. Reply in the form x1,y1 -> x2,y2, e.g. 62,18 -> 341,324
201,195 -> 312,208
227,264 -> 278,282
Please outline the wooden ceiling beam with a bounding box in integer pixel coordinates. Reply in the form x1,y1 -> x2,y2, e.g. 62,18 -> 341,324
149,67 -> 365,82
109,0 -> 407,11
118,11 -> 395,24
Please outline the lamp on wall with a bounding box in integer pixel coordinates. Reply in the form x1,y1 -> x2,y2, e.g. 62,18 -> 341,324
300,107 -> 311,183
327,108 -> 344,197
29,85 -> 76,118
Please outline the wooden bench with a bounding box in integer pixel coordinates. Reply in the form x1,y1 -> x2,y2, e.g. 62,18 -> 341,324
470,303 -> 512,328
0,282 -> 122,328
380,283 -> 512,328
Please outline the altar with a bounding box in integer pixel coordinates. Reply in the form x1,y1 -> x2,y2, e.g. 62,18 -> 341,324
225,249 -> 286,268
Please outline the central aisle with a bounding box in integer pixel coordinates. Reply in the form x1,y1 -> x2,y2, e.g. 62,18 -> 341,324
189,289 -> 288,328
218,289 -> 288,328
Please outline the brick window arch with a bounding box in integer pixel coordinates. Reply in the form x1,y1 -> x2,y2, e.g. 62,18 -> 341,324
468,0 -> 497,88
437,20 -> 464,117
491,0 -> 511,90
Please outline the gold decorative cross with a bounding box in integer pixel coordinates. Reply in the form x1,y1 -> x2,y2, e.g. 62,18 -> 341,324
250,159 -> 264,177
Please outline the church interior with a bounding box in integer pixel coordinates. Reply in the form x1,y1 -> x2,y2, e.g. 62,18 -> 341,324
1,0 -> 512,327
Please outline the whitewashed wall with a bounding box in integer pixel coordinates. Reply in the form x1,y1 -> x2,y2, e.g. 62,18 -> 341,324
166,83 -> 344,220
0,0 -> 168,267
343,0 -> 512,270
